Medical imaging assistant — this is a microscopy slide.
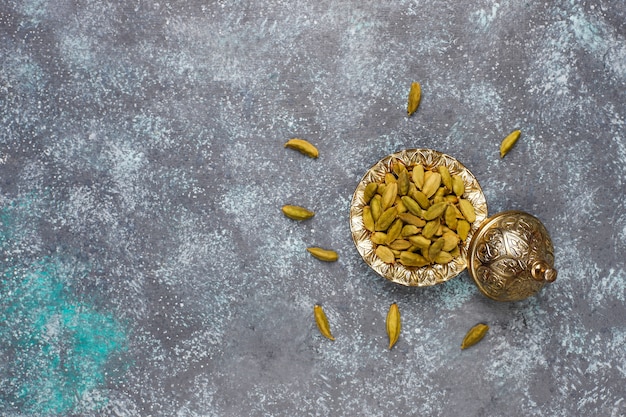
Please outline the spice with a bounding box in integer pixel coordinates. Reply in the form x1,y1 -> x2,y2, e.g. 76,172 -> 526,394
284,138 -> 319,158
499,130 -> 521,158
314,305 -> 335,341
360,160 -> 478,267
461,323 -> 489,349
281,205 -> 315,220
306,247 -> 339,262
407,82 -> 422,116
386,303 -> 401,349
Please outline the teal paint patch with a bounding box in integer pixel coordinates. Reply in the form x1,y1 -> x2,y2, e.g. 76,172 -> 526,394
0,258 -> 128,415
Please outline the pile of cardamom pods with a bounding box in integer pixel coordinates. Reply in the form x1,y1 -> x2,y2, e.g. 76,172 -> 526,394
363,160 -> 475,268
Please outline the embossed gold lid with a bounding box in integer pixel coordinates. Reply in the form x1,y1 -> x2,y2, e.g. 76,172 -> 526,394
350,149 -> 557,301
467,210 -> 557,302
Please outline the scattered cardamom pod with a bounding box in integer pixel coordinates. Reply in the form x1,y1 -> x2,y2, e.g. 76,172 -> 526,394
282,205 -> 315,221
461,323 -> 489,349
500,130 -> 521,158
314,305 -> 335,341
307,247 -> 339,262
407,82 -> 421,116
386,303 -> 401,349
284,138 -> 319,158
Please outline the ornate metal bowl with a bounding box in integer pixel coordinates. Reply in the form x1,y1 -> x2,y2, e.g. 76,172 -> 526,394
349,149 -> 488,287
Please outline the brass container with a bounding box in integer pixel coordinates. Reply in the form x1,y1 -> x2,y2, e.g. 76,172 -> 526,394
350,149 -> 557,302
467,211 -> 557,301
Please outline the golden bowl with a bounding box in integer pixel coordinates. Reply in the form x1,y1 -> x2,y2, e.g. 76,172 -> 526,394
350,149 -> 488,286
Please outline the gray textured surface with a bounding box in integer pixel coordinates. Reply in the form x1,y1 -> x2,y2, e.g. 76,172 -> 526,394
1,1 -> 625,416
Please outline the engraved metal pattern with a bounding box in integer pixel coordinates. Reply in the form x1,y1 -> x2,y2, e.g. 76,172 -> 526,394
350,149 -> 488,287
468,211 -> 555,301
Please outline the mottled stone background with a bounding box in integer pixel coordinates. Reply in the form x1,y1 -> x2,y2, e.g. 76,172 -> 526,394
1,0 -> 625,416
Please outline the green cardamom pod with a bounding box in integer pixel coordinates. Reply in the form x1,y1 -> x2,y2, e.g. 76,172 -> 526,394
458,199 -> 476,223
412,164 -> 425,190
441,232 -> 459,251
399,251 -> 429,267
400,196 -> 423,217
398,212 -> 426,227
451,175 -> 465,197
388,239 -> 412,251
385,219 -> 404,244
362,206 -> 375,232
401,224 -> 421,237
381,182 -> 398,211
445,204 -> 458,230
438,165 -> 452,191
370,195 -> 382,221
423,201 -> 448,221
461,323 -> 489,349
314,305 -> 335,341
427,237 -> 445,262
457,220 -> 471,241
375,245 -> 396,264
282,205 -> 315,221
397,168 -> 410,196
422,219 -> 440,239
500,130 -> 521,158
434,251 -> 454,264
375,207 -> 398,231
370,232 -> 388,245
408,235 -> 431,249
421,172 -> 441,198
284,138 -> 319,158
363,182 -> 379,204
307,247 -> 339,262
407,82 -> 421,116
386,303 -> 401,349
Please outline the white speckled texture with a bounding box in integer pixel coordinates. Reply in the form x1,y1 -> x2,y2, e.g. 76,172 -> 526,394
1,0 -> 625,416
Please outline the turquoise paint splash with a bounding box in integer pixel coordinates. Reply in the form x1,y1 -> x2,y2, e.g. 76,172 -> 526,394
0,259 -> 128,415
0,197 -> 128,415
